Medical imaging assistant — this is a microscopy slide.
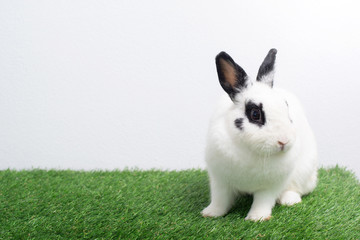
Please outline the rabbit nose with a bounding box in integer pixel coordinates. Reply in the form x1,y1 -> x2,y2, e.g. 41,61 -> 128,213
278,141 -> 287,151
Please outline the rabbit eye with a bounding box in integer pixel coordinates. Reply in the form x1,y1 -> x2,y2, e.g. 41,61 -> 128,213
245,101 -> 266,127
251,108 -> 261,121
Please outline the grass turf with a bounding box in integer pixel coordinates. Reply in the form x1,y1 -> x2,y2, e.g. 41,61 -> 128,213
0,166 -> 359,239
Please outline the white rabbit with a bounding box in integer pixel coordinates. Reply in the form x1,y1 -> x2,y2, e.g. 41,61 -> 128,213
201,49 -> 317,221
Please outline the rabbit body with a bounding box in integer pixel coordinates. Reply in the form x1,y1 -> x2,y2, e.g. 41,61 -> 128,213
202,50 -> 317,221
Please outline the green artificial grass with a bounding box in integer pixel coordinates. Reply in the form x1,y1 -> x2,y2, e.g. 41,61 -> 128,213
0,166 -> 359,240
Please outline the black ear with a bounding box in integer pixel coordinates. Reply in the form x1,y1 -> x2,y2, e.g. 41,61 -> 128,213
215,52 -> 248,101
256,48 -> 277,87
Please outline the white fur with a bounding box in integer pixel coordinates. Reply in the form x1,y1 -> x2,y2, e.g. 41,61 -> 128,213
202,81 -> 317,221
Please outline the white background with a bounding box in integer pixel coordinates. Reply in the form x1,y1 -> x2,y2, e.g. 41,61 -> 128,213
1,1 -> 360,178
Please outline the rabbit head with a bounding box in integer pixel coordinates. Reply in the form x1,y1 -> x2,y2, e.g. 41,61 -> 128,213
216,49 -> 296,155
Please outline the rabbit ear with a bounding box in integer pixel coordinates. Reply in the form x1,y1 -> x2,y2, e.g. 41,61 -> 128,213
216,52 -> 248,101
256,48 -> 277,87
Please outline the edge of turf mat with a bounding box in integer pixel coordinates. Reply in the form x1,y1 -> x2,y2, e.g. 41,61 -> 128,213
0,166 -> 359,239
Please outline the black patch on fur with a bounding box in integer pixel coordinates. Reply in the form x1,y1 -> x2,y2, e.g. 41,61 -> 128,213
256,48 -> 277,87
234,118 -> 244,130
216,51 -> 248,100
285,100 -> 293,123
245,101 -> 266,127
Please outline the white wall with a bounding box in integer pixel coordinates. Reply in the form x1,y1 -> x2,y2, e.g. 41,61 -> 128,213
1,1 -> 360,177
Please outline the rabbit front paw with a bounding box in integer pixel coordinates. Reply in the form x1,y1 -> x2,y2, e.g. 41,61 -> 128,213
201,204 -> 228,218
245,211 -> 272,222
